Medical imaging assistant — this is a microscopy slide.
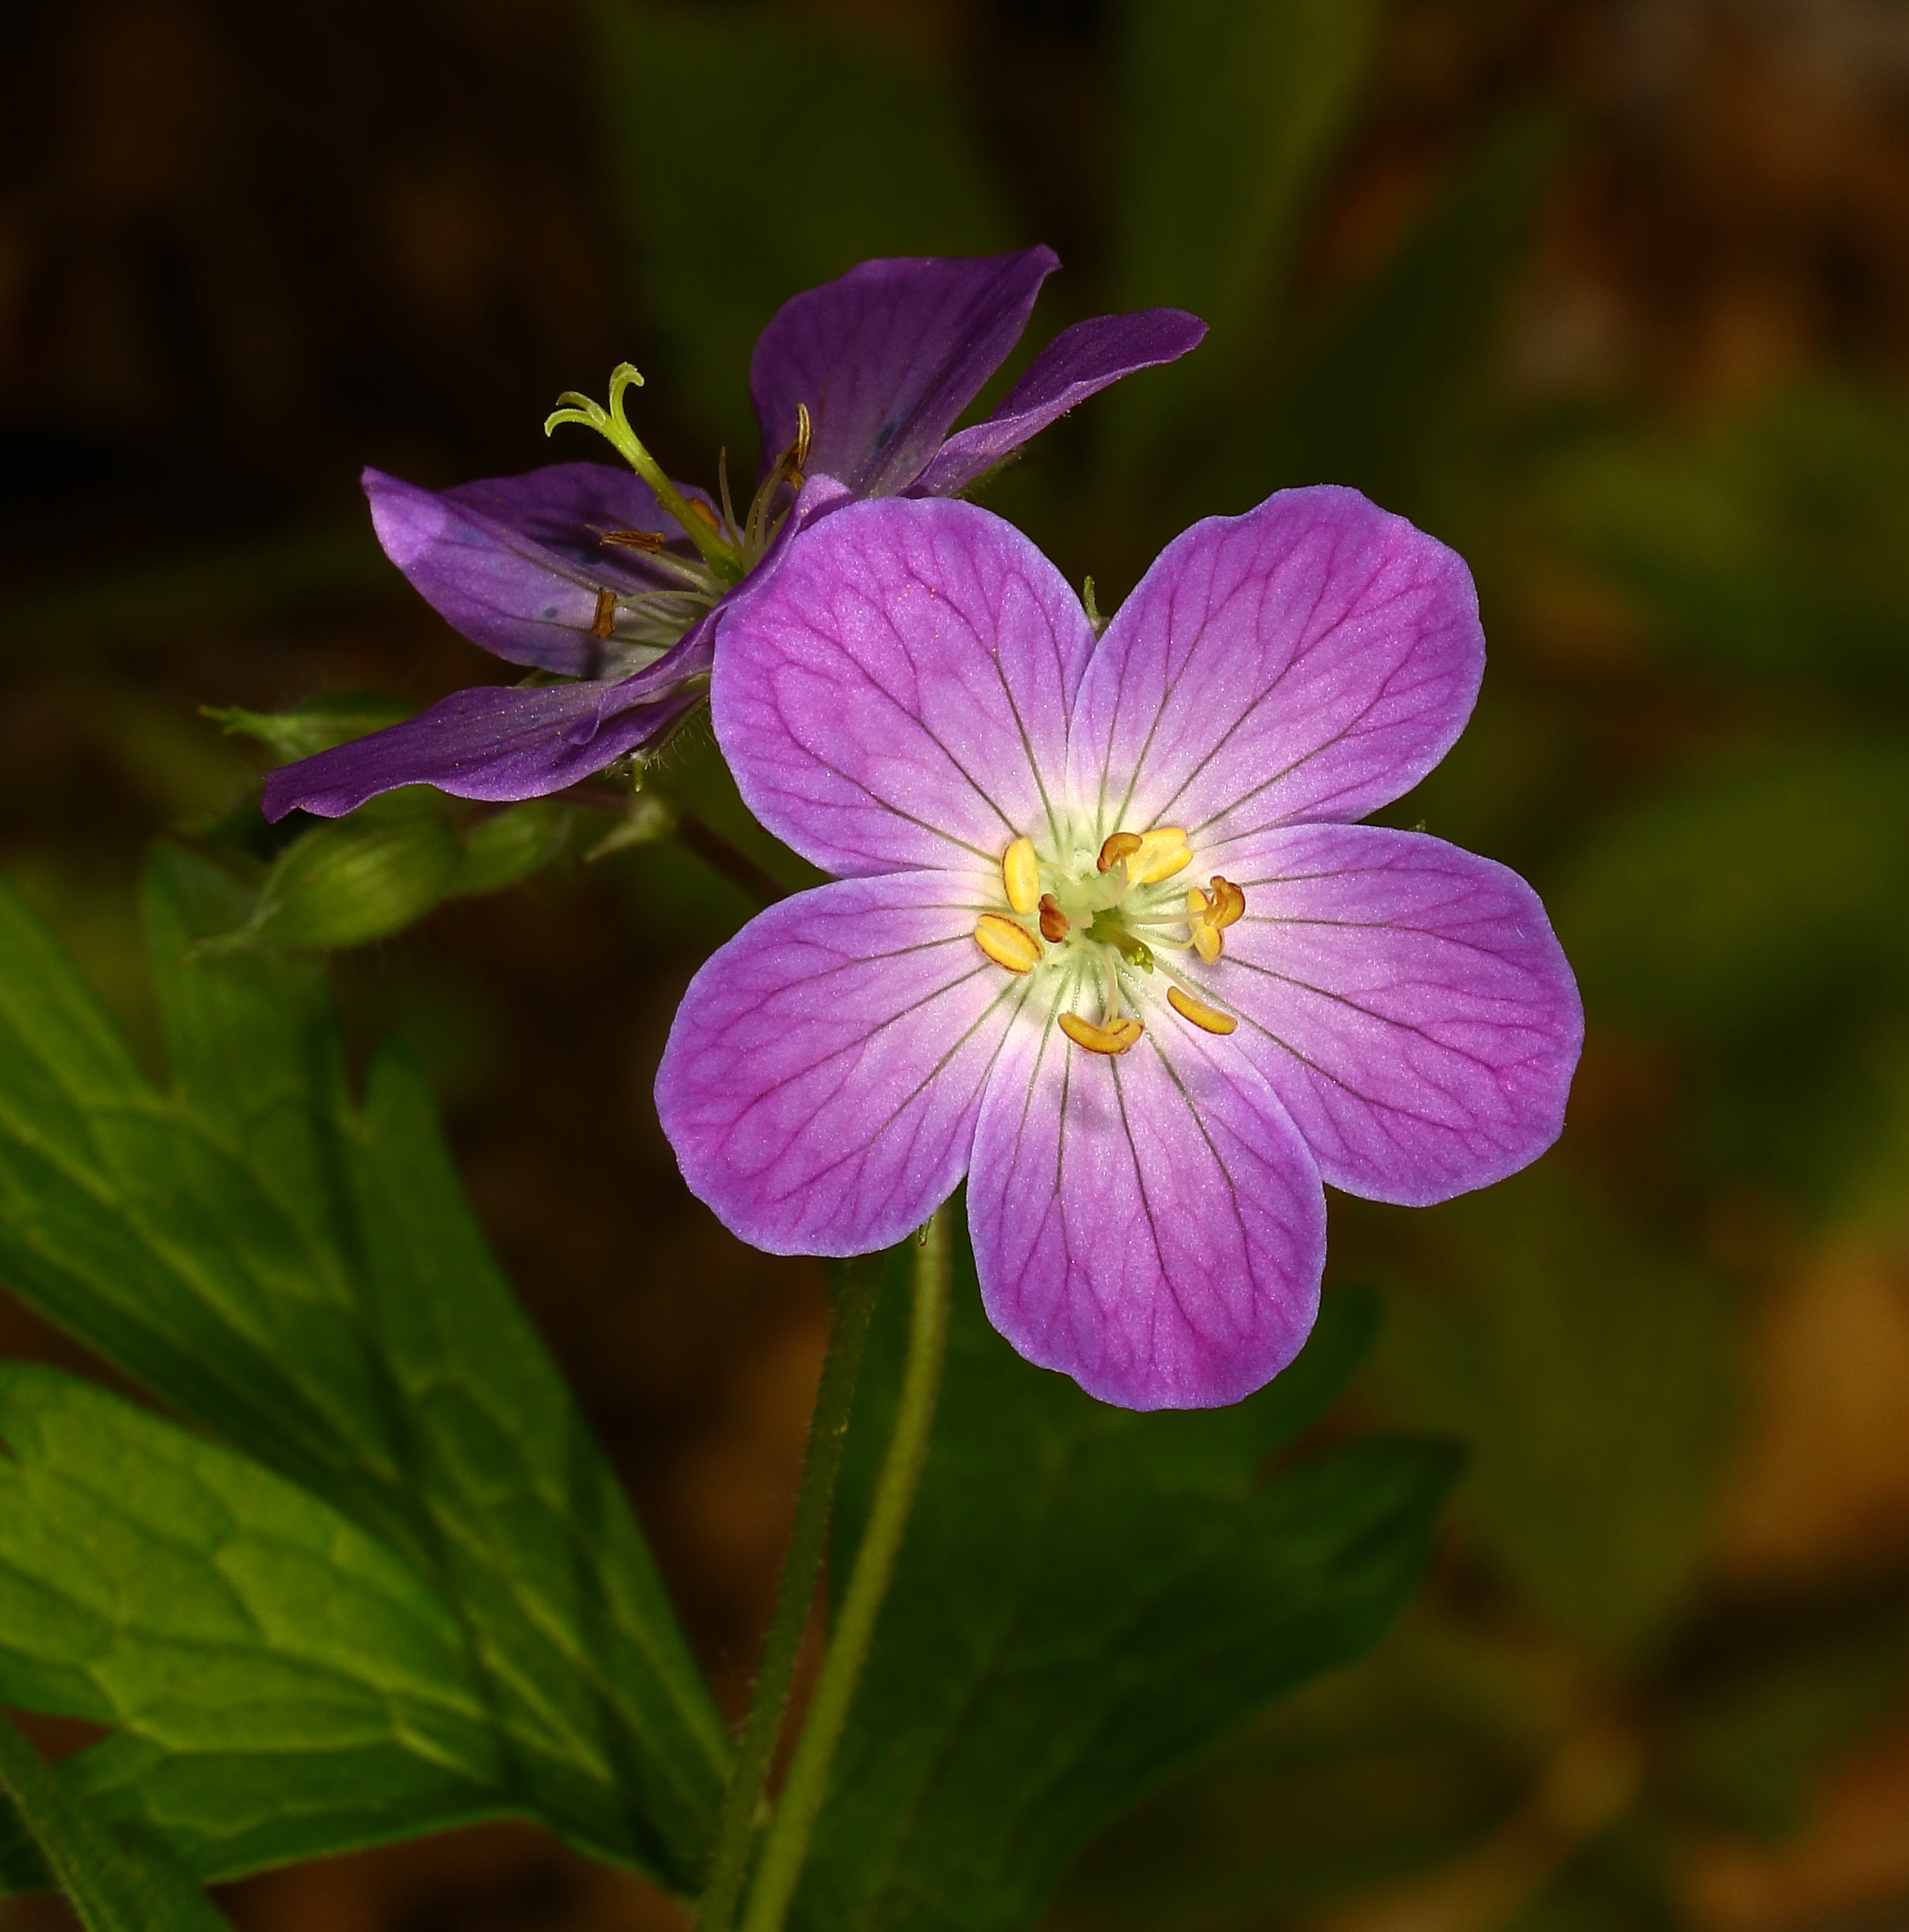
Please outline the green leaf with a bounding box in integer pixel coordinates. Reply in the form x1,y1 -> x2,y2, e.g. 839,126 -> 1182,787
1543,382 -> 1909,687
203,691 -> 418,761
1373,1169 -> 1737,1656
1106,0 -> 1382,451
791,1229 -> 1456,1932
591,0 -> 1010,457
0,1366 -> 508,1889
1055,1610 -> 1572,1928
0,1707 -> 229,1931
0,850 -> 727,1890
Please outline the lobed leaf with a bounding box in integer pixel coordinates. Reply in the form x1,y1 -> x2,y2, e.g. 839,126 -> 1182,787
0,850 -> 726,1890
0,1366 -> 506,1887
791,1232 -> 1457,1932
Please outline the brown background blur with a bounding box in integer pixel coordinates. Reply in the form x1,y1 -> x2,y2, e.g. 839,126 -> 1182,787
2,2 -> 1908,1928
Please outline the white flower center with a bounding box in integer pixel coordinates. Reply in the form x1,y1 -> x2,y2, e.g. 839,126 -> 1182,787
972,826 -> 1246,1054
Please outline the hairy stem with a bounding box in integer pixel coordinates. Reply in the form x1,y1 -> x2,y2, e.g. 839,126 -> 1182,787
694,1260 -> 885,1932
674,810 -> 790,908
738,1205 -> 953,1932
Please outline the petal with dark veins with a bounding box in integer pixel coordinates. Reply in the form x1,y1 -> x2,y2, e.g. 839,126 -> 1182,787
749,250 -> 1057,497
1180,823 -> 1583,1205
713,498 -> 1095,878
1065,485 -> 1484,844
656,871 -> 1024,1256
970,989 -> 1325,1410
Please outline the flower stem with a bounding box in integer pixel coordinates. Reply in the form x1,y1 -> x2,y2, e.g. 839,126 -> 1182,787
737,1206 -> 954,1932
694,1256 -> 885,1932
674,809 -> 790,909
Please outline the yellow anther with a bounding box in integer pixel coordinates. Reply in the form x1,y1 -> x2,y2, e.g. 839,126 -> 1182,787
1059,1012 -> 1144,1055
591,587 -> 617,640
1001,837 -> 1041,914
686,498 -> 722,533
974,912 -> 1042,975
1208,875 -> 1247,928
1186,886 -> 1224,964
1097,831 -> 1143,874
1167,985 -> 1238,1035
1037,892 -> 1069,942
794,401 -> 813,469
1127,827 -> 1192,885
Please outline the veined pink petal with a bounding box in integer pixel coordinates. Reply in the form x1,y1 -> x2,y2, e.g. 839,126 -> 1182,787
711,497 -> 1096,878
969,991 -> 1325,1410
655,872 -> 1028,1256
260,611 -> 716,822
749,250 -> 1057,497
1188,823 -> 1583,1205
364,463 -> 711,675
909,308 -> 1207,498
1065,486 -> 1484,844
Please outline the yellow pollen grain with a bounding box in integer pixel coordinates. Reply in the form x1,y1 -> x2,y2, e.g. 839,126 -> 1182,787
1167,985 -> 1237,1035
1097,831 -> 1143,874
974,912 -> 1042,975
1186,886 -> 1224,964
1001,837 -> 1041,914
1037,892 -> 1069,942
1059,1012 -> 1144,1055
1127,827 -> 1192,885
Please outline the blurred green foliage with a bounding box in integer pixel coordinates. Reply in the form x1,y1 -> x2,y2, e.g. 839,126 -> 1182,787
2,0 -> 1907,1926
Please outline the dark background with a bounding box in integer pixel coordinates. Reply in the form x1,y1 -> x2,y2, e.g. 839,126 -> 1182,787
2,1 -> 1908,1926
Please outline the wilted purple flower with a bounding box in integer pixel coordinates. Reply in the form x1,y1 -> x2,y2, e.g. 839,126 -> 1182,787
262,248 -> 1202,823
654,490 -> 1583,1410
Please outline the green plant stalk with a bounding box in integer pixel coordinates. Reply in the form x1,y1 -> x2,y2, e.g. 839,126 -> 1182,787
0,1709 -> 227,1930
694,1256 -> 885,1932
738,1204 -> 954,1932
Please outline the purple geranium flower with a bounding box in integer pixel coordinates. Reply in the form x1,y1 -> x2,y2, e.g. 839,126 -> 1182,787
653,489 -> 1583,1410
261,248 -> 1202,823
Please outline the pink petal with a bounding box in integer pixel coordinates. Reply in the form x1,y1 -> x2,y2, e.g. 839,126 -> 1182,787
908,308 -> 1207,497
655,871 -> 1028,1256
1065,486 -> 1484,844
711,498 -> 1097,878
749,250 -> 1057,496
1193,823 -> 1583,1205
969,993 -> 1325,1410
364,463 -> 710,674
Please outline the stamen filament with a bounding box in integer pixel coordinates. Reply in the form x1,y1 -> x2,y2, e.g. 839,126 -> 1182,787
546,364 -> 745,580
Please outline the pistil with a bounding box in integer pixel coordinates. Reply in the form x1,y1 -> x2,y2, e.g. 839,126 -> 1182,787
970,826 -> 1247,1055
